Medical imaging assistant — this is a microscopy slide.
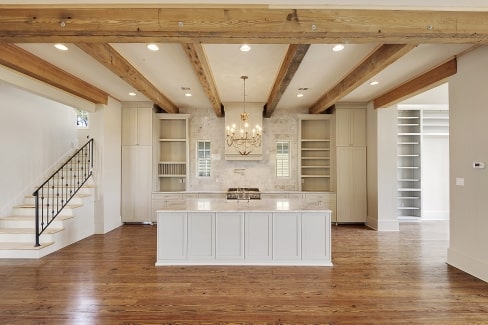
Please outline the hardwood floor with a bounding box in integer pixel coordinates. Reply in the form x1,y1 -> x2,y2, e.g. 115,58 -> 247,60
0,221 -> 487,324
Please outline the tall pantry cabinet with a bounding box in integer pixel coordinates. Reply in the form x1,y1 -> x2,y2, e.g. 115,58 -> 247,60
121,105 -> 153,223
335,104 -> 367,223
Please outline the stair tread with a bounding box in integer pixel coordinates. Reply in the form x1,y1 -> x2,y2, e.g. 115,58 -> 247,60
0,227 -> 63,234
0,215 -> 74,221
15,204 -> 83,209
0,242 -> 54,250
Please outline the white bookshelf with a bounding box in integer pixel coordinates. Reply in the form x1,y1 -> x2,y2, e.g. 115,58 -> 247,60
397,109 -> 422,218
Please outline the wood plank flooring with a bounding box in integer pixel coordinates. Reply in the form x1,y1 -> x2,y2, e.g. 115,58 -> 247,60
0,221 -> 487,324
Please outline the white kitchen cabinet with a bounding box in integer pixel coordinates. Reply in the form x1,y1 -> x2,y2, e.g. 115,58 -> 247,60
336,108 -> 366,147
273,212 -> 301,260
122,106 -> 152,146
216,212 -> 244,260
245,212 -> 272,260
151,193 -> 183,222
187,212 -> 215,259
121,146 -> 152,222
304,192 -> 337,223
336,147 -> 367,223
156,203 -> 332,266
157,212 -> 187,260
302,212 -> 331,260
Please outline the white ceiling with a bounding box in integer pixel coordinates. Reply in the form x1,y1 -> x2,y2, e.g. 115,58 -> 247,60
16,42 -> 471,112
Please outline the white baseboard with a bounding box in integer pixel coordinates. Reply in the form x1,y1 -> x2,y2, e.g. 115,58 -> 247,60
447,248 -> 488,283
366,216 -> 399,231
422,210 -> 449,220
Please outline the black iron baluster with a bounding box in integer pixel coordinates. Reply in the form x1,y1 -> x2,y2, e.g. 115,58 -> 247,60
33,139 -> 94,246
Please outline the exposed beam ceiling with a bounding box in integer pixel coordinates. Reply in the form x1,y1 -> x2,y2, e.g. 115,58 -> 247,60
0,6 -> 477,115
264,44 -> 310,118
182,43 -> 223,117
373,58 -> 457,108
309,44 -> 417,114
76,43 -> 179,113
1,8 -> 488,44
0,43 -> 108,104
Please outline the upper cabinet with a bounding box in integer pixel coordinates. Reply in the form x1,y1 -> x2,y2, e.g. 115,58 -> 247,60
122,106 -> 153,146
298,114 -> 335,192
155,113 -> 190,192
335,106 -> 366,147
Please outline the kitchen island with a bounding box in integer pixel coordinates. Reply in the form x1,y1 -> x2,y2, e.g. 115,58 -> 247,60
156,198 -> 332,266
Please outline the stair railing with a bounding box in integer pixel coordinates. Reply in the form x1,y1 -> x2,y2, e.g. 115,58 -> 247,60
33,139 -> 94,247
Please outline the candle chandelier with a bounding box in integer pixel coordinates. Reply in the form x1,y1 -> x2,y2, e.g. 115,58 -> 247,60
226,76 -> 262,156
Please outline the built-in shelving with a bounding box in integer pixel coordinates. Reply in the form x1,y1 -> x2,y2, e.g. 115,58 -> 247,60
397,109 -> 421,219
298,115 -> 334,192
155,114 -> 190,192
396,106 -> 450,220
422,109 -> 449,135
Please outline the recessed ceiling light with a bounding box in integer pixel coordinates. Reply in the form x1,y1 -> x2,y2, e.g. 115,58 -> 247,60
129,92 -> 136,96
181,87 -> 192,97
240,44 -> 251,52
332,44 -> 345,52
147,44 -> 159,51
369,81 -> 380,86
297,87 -> 308,97
54,43 -> 68,51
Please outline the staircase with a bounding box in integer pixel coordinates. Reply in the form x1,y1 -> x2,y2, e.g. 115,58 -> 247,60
0,182 -> 95,258
0,139 -> 96,259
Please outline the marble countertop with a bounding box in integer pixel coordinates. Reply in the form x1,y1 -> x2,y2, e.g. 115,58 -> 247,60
156,198 -> 332,213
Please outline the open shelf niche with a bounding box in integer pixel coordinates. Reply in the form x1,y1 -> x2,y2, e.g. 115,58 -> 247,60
298,114 -> 335,192
155,113 -> 190,192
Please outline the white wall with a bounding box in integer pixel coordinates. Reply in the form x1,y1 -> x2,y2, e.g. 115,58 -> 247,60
0,82 -> 78,216
90,97 -> 123,234
447,46 -> 488,282
422,134 -> 449,220
366,102 -> 399,231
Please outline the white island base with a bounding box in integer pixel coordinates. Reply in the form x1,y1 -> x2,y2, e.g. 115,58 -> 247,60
156,198 -> 332,266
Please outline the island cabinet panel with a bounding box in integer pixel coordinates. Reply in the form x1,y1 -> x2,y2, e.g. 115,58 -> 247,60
302,212 -> 330,260
273,212 -> 301,260
187,212 -> 215,260
216,212 -> 244,260
245,212 -> 272,260
157,212 -> 187,260
156,200 -> 332,266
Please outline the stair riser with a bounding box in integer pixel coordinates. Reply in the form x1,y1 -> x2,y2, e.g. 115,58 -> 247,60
0,233 -> 53,243
0,219 -> 64,229
12,208 -> 75,217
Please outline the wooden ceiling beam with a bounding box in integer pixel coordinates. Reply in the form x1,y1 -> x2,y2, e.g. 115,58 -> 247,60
373,58 -> 457,109
182,43 -> 223,117
309,44 -> 416,114
264,44 -> 310,118
0,43 -> 108,104
1,8 -> 488,44
77,43 -> 179,113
